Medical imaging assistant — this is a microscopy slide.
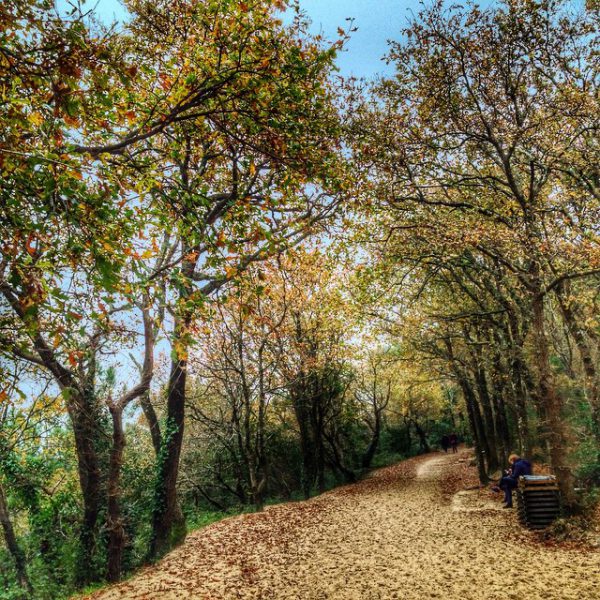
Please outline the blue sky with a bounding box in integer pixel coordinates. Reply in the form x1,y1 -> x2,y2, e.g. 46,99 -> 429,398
60,0 -> 592,81
80,0 -> 589,78
287,0 -> 413,78
82,0 -> 419,79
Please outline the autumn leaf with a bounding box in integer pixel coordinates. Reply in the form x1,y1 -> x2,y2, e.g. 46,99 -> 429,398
67,351 -> 79,367
25,234 -> 37,256
27,111 -> 44,126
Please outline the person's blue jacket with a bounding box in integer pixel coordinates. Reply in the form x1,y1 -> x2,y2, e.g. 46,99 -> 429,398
511,458 -> 532,479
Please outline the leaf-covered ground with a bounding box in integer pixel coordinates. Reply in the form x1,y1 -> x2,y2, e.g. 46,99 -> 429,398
84,450 -> 600,600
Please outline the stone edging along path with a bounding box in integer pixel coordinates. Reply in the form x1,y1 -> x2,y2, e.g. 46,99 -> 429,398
84,449 -> 600,600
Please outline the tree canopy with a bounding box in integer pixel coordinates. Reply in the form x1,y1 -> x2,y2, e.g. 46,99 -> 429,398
0,0 -> 598,598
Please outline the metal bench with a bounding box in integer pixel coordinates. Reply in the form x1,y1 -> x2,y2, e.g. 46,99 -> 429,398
516,475 -> 560,529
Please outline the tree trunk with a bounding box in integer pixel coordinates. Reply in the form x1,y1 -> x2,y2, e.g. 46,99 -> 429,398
489,334 -> 512,465
412,419 -> 430,454
531,287 -> 578,511
402,417 -> 413,454
71,394 -> 103,586
291,385 -> 316,499
252,353 -> 269,511
362,410 -> 382,469
444,337 -> 488,482
107,406 -> 126,582
150,251 -> 194,559
314,396 -> 326,494
0,480 -> 32,595
465,326 -> 500,471
0,286 -> 104,585
506,311 -> 532,455
140,391 -> 161,457
473,364 -> 500,473
150,350 -> 188,558
467,380 -> 492,475
325,429 -> 356,483
491,385 -> 511,467
461,380 -> 488,483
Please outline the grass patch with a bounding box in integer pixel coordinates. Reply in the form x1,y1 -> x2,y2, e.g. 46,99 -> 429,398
185,510 -> 233,531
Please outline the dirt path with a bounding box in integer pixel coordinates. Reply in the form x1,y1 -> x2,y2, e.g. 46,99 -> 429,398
86,450 -> 599,600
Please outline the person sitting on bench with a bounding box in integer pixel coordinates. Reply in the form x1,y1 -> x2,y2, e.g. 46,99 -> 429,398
499,454 -> 532,508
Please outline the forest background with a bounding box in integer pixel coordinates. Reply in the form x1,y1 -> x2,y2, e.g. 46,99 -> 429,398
0,0 -> 598,598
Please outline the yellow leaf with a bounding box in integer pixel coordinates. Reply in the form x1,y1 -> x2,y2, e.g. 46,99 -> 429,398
28,111 -> 44,126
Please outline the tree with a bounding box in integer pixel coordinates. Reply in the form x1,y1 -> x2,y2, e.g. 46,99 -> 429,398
268,250 -> 356,495
189,272 -> 289,511
350,0 -> 599,509
118,1 -> 350,556
353,350 -> 393,469
2,0 -> 350,568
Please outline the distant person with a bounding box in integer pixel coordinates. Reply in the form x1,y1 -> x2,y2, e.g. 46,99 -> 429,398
498,453 -> 532,508
448,433 -> 459,453
440,435 -> 450,453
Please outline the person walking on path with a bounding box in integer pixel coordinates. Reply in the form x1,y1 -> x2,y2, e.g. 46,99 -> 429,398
498,454 -> 532,508
448,433 -> 459,453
